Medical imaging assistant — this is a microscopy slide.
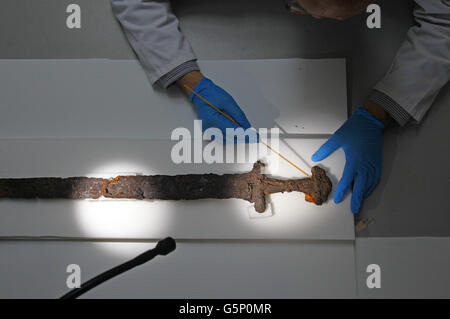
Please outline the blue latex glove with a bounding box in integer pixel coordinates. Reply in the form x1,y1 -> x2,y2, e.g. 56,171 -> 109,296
311,107 -> 384,214
189,78 -> 252,143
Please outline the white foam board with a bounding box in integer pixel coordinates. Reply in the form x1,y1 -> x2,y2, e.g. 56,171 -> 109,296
0,241 -> 356,298
0,59 -> 347,139
0,138 -> 354,240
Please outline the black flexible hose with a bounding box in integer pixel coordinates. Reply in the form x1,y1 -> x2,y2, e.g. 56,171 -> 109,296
60,237 -> 176,299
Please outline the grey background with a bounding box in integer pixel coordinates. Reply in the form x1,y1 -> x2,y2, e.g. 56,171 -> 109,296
0,0 -> 449,237
356,238 -> 450,298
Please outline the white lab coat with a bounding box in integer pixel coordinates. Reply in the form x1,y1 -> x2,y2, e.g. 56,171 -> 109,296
110,0 -> 450,126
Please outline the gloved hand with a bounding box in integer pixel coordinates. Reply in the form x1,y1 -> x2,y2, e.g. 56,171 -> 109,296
311,106 -> 384,214
189,78 -> 252,143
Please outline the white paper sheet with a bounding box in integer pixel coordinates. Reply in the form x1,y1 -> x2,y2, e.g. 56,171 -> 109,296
0,59 -> 347,138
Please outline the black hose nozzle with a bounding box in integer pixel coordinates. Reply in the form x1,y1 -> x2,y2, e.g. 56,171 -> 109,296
60,237 -> 176,299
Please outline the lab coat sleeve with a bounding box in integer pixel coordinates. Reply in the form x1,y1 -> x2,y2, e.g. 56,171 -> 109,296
110,0 -> 200,87
368,0 -> 450,126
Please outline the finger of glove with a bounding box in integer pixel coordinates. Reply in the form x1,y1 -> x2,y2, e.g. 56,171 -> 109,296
311,135 -> 340,162
364,182 -> 377,198
351,172 -> 368,214
200,108 -> 255,145
363,171 -> 380,198
204,109 -> 243,144
334,160 -> 355,203
220,97 -> 252,130
192,85 -> 251,130
206,108 -> 241,132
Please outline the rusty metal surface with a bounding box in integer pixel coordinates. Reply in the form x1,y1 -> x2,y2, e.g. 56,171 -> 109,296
0,162 -> 331,213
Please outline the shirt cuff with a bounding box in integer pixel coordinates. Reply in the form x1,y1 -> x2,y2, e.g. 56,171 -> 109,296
368,89 -> 411,126
157,60 -> 200,88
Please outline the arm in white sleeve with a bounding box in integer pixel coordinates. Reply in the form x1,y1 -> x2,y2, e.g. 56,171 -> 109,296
110,0 -> 200,88
369,0 -> 450,125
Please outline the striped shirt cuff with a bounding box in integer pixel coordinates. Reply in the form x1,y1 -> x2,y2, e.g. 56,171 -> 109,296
157,60 -> 200,88
368,89 -> 411,126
